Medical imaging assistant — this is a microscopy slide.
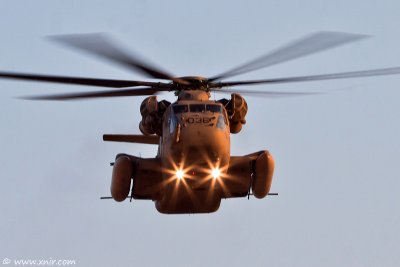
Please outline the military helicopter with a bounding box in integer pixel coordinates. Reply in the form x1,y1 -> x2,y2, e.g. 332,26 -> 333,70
2,31 -> 400,214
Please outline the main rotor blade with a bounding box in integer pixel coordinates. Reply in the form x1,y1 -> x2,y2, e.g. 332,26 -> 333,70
209,31 -> 369,81
49,33 -> 182,82
216,88 -> 322,98
0,71 -> 167,88
211,66 -> 400,87
19,87 -> 168,101
103,134 -> 159,145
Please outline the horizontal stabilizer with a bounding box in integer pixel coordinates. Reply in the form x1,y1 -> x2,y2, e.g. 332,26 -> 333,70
103,134 -> 159,144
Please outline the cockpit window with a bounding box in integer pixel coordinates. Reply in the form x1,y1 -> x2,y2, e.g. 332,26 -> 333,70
173,105 -> 188,113
206,104 -> 223,113
174,104 -> 223,113
189,104 -> 205,113
217,115 -> 226,130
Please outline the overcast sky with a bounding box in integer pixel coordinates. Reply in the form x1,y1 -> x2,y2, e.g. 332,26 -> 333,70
1,1 -> 400,266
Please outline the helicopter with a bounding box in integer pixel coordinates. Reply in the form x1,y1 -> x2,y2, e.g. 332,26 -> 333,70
2,31 -> 400,214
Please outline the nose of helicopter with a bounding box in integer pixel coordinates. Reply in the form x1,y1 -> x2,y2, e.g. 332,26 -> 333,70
162,120 -> 230,194
164,114 -> 230,169
180,122 -> 229,163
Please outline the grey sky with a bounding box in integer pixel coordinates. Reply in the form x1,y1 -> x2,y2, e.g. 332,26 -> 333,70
1,0 -> 399,266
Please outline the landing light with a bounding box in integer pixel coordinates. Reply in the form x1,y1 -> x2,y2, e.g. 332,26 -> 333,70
176,169 -> 184,180
211,168 -> 221,179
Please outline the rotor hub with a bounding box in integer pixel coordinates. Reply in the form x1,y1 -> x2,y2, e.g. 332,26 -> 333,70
174,76 -> 209,90
177,89 -> 210,101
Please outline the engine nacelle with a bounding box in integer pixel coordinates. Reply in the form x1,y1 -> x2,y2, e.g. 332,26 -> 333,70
139,96 -> 158,135
252,150 -> 275,198
111,155 -> 133,202
139,96 -> 170,136
225,94 -> 248,133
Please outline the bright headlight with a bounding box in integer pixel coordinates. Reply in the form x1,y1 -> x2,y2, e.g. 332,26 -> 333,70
211,168 -> 221,179
176,169 -> 184,180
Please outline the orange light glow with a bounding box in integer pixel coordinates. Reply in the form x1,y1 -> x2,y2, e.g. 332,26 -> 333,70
211,168 -> 221,179
176,169 -> 184,180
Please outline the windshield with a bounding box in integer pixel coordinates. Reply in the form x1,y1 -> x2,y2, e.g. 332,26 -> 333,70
173,104 -> 223,114
206,104 -> 223,113
173,105 -> 189,113
189,104 -> 205,113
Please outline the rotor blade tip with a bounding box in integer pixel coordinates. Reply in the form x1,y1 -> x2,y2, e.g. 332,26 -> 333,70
46,32 -> 110,45
320,30 -> 371,37
16,96 -> 41,101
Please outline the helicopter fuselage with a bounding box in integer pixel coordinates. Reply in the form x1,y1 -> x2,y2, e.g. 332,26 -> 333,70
156,96 -> 231,213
